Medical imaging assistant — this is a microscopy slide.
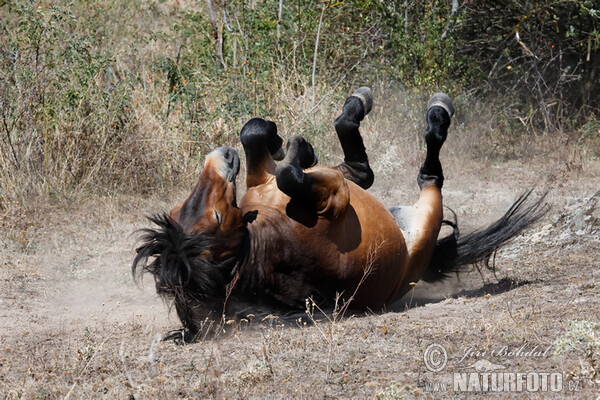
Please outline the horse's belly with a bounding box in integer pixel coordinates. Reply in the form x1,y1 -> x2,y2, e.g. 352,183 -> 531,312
340,184 -> 409,306
240,181 -> 409,308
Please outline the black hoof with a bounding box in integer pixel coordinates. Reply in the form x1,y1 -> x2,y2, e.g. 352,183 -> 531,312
425,93 -> 453,145
427,92 -> 454,119
351,86 -> 373,116
337,87 -> 372,126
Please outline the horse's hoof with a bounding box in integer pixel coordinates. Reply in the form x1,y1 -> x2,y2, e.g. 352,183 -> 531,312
427,92 -> 454,119
351,87 -> 373,116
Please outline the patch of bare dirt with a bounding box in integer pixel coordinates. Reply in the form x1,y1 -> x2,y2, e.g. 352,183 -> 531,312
1,158 -> 599,399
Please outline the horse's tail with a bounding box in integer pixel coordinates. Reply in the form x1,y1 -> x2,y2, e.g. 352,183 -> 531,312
422,190 -> 548,283
132,214 -> 230,331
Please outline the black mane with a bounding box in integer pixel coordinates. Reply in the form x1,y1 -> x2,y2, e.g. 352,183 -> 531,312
132,213 -> 240,302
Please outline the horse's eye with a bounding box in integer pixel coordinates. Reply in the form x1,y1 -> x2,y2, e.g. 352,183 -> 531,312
214,209 -> 222,225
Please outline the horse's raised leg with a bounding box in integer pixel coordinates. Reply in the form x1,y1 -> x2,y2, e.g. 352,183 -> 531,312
389,93 -> 454,285
334,87 -> 375,189
417,93 -> 454,190
240,118 -> 285,188
276,136 -> 350,217
274,136 -> 318,202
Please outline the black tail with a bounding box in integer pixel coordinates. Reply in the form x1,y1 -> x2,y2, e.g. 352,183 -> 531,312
422,191 -> 548,283
133,214 -> 233,333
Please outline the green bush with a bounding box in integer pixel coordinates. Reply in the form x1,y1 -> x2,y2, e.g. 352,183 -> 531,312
0,2 -> 139,202
0,0 -> 598,211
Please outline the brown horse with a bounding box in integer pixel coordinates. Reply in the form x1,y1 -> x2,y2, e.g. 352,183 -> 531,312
133,88 -> 546,337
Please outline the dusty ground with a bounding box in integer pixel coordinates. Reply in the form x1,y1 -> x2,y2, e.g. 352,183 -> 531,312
1,154 -> 599,399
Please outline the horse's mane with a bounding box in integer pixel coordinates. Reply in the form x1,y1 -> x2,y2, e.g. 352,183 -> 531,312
132,213 -> 241,301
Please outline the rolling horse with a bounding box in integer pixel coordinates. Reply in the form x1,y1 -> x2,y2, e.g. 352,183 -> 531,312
133,88 -> 546,337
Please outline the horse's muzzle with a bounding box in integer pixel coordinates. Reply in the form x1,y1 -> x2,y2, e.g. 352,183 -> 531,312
210,146 -> 240,182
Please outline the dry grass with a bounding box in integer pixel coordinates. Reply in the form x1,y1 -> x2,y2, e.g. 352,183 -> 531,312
2,0 -> 598,227
2,4 -> 600,397
1,148 -> 599,398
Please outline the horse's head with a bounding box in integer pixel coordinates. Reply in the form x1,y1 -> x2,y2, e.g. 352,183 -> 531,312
133,147 -> 246,334
170,146 -> 243,239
